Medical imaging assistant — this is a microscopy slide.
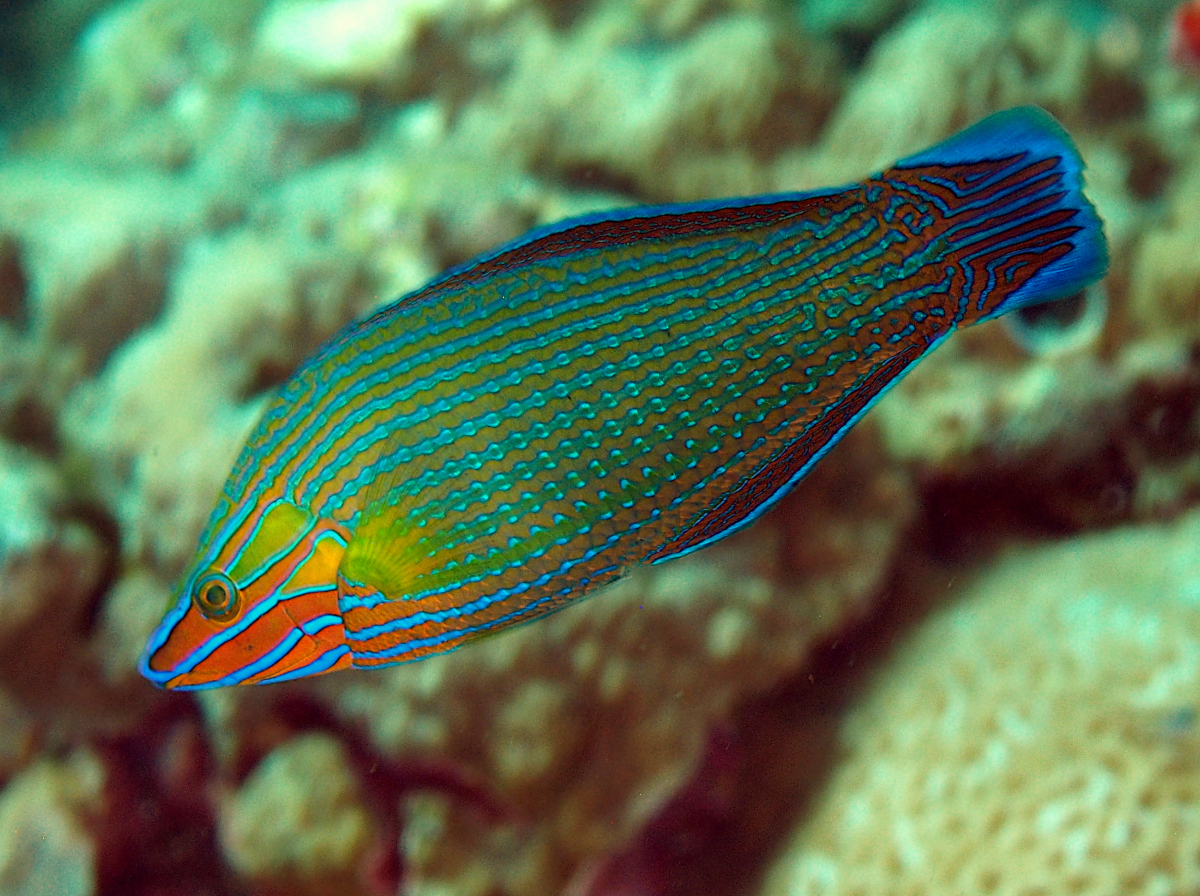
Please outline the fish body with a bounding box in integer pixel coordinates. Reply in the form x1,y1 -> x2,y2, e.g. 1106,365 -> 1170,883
141,107 -> 1107,690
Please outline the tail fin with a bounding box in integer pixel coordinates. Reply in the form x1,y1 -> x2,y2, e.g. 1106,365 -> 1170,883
886,106 -> 1108,324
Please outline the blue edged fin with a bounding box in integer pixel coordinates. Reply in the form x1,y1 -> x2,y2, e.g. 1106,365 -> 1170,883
894,106 -> 1108,322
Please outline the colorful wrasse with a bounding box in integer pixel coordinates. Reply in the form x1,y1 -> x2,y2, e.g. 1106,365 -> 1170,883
140,107 -> 1107,690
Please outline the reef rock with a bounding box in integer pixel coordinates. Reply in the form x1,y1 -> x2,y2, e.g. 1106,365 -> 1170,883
762,506 -> 1200,896
0,750 -> 104,896
220,732 -> 372,893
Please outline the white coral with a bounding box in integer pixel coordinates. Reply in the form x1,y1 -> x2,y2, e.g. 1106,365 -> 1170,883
763,508 -> 1200,896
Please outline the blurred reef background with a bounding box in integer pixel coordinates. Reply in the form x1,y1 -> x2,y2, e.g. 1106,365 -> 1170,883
2,0 -> 1200,894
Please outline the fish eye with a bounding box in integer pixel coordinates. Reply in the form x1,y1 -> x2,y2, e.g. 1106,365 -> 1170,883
193,570 -> 242,623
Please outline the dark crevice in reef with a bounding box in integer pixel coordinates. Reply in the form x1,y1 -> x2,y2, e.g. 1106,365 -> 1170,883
0,234 -> 29,329
920,343 -> 1200,564
823,2 -> 913,72
239,357 -> 299,402
0,238 -> 59,455
535,0 -> 592,31
1123,133 -> 1174,201
0,0 -> 38,113
555,163 -> 646,204
0,0 -> 107,130
1,394 -> 61,456
918,441 -> 1139,563
66,500 -> 123,640
1127,350 -> 1200,460
94,696 -> 247,896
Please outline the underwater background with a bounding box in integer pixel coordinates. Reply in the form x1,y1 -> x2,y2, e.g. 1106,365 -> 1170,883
1,0 -> 1199,894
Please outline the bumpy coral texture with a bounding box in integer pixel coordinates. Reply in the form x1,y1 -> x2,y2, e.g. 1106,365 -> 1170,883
763,508 -> 1200,896
221,733 -> 371,882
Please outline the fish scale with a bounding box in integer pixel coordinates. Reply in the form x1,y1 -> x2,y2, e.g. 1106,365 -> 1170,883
141,106 -> 1107,689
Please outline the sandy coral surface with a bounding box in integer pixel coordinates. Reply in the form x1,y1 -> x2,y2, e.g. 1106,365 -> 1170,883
762,507 -> 1200,896
0,0 -> 1198,894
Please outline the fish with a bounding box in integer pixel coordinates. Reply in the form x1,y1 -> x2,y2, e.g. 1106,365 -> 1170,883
140,106 -> 1107,690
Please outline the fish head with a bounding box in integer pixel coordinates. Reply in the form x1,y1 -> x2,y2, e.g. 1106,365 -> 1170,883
139,496 -> 353,689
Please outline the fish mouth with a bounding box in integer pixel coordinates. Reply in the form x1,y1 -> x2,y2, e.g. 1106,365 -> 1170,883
138,646 -> 247,691
137,648 -> 238,691
140,659 -> 238,691
163,671 -> 229,691
158,626 -> 351,690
